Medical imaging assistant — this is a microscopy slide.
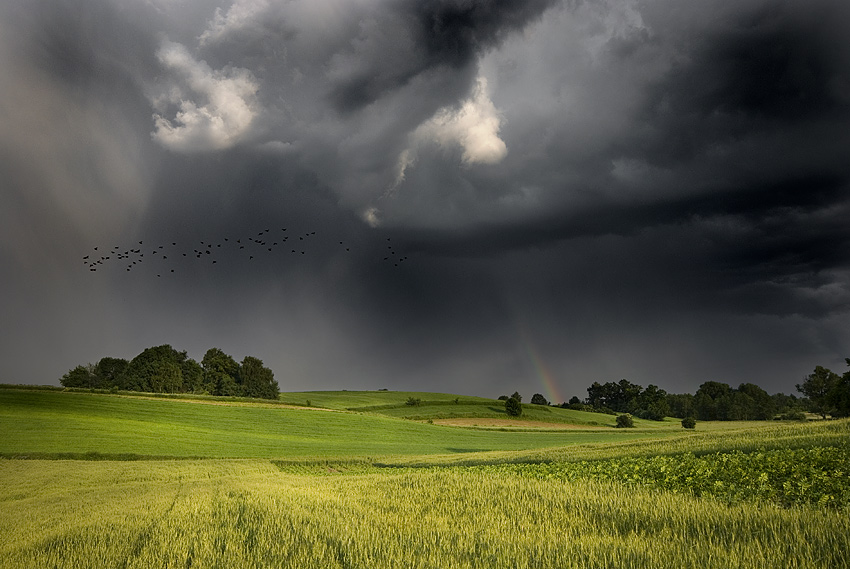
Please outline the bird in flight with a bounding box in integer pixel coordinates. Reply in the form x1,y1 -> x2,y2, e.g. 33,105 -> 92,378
82,226 -> 411,277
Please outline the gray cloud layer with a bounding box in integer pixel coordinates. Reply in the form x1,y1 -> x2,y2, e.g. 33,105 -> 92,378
1,0 -> 848,398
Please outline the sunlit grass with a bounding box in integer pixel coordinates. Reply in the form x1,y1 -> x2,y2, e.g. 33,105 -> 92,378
0,389 -> 681,459
1,460 -> 847,569
384,418 -> 850,466
280,389 -> 668,427
279,389 -> 497,410
2,388 -> 847,568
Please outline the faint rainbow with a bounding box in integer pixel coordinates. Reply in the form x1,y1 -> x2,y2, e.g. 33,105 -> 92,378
519,326 -> 563,405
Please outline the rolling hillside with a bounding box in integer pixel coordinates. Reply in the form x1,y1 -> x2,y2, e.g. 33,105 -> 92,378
279,389 -> 676,428
0,388 -> 680,459
2,385 -> 848,568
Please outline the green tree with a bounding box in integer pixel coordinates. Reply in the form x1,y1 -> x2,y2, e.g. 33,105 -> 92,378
150,361 -> 182,394
586,381 -> 606,408
694,381 -> 733,421
94,357 -> 128,389
505,396 -> 522,417
666,393 -> 694,419
681,416 -> 696,429
735,383 -> 774,420
797,366 -> 840,419
587,379 -> 642,413
239,356 -> 279,399
123,345 -> 187,393
771,392 -> 805,417
60,364 -> 96,388
615,379 -> 643,412
511,391 -> 523,403
632,384 -> 669,420
181,358 -> 204,393
826,359 -> 850,418
615,413 -> 634,428
530,393 -> 548,405
202,348 -> 240,396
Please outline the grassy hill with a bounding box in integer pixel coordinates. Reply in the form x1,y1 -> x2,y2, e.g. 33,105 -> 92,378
1,385 -> 848,568
279,389 -> 674,428
0,388 -> 680,459
279,390 -> 495,410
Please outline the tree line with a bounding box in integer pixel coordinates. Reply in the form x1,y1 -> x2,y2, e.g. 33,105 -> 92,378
60,345 -> 279,400
514,358 -> 849,421
795,361 -> 850,419
499,358 -> 850,421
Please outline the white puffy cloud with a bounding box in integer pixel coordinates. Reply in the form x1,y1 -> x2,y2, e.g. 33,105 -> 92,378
413,75 -> 508,166
198,0 -> 270,46
361,206 -> 381,228
388,74 -> 507,201
151,41 -> 259,152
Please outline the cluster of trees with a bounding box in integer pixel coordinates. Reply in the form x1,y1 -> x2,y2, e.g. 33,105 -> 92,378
497,392 -> 524,416
60,345 -> 279,400
554,359 -> 849,421
665,381 -> 794,421
583,379 -> 671,420
796,361 -> 850,419
568,379 -> 807,421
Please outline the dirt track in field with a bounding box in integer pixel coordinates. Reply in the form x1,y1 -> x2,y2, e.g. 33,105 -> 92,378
431,418 -> 604,429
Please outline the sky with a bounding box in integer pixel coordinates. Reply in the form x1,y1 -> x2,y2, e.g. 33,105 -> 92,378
1,0 -> 849,400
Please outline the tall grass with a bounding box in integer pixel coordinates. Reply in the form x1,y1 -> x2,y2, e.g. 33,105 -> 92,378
384,418 -> 850,467
3,390 -> 847,568
1,460 -> 847,569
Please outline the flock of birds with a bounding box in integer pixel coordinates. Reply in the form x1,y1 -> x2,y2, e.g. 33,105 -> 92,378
83,228 -> 410,277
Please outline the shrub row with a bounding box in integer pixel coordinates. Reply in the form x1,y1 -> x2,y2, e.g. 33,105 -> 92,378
470,446 -> 850,509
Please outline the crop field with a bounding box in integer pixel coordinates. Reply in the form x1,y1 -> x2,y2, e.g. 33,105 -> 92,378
1,387 -> 848,568
0,389 -> 682,459
279,390 -> 498,410
280,390 -> 676,428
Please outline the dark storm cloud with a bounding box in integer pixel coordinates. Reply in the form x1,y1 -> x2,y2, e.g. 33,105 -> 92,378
328,0 -> 558,112
1,0 -> 848,396
630,0 -> 850,171
652,2 -> 850,122
21,0 -> 159,91
383,0 -> 850,313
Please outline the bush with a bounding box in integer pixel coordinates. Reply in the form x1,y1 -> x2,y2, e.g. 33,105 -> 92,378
777,411 -> 807,421
681,416 -> 696,429
497,395 -> 509,401
405,397 -> 422,406
615,414 -> 634,428
505,397 -> 523,417
531,393 -> 549,405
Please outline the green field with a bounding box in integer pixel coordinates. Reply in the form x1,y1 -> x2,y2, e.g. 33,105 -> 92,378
281,389 -> 651,427
1,387 -> 848,568
0,389 -> 682,459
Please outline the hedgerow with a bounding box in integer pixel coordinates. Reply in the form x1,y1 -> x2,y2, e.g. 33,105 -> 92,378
468,446 -> 850,509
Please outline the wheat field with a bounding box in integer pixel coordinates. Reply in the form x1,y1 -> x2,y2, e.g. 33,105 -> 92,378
1,458 -> 848,569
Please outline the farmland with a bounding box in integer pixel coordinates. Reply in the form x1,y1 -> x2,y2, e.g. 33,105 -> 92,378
1,387 -> 848,568
0,389 -> 683,459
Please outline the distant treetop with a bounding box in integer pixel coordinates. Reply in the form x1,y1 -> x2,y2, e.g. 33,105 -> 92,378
60,345 -> 279,399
